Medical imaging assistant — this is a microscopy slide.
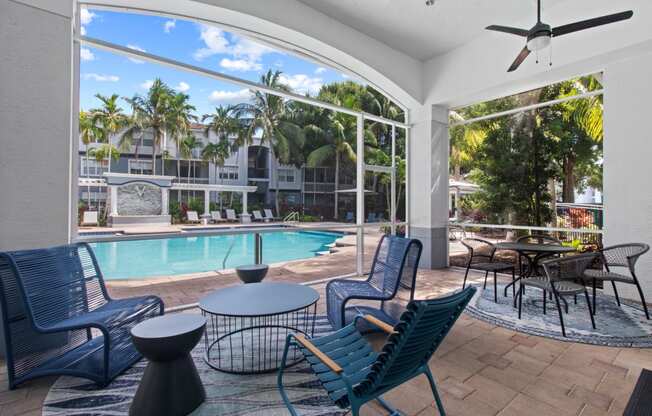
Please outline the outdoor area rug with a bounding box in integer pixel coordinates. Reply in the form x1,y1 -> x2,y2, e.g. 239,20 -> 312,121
465,282 -> 652,347
43,314 -> 347,416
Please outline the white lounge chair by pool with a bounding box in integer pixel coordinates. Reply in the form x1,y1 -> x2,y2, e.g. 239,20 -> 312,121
81,211 -> 98,226
264,209 -> 279,221
186,211 -> 201,224
211,211 -> 226,223
252,210 -> 265,222
226,209 -> 238,222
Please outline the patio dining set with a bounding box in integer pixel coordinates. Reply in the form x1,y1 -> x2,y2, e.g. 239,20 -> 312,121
460,234 -> 650,337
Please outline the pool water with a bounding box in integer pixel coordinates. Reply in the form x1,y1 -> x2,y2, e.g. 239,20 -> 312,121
90,231 -> 342,280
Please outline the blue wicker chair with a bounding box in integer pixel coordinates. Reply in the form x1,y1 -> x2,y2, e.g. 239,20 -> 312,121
0,243 -> 164,389
278,286 -> 476,416
326,235 -> 422,330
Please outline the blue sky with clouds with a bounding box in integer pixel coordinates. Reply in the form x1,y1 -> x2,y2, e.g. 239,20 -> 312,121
79,8 -> 352,115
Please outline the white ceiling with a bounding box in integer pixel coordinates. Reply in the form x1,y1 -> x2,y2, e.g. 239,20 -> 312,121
296,0 -> 571,60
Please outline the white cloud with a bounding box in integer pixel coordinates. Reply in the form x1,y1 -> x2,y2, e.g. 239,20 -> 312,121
163,20 -> 176,33
140,79 -> 154,89
208,89 -> 251,104
341,73 -> 350,79
174,81 -> 190,92
193,26 -> 230,60
220,58 -> 262,72
315,67 -> 326,74
79,8 -> 96,36
82,73 -> 119,82
127,44 -> 146,64
193,24 -> 274,72
279,74 -> 323,96
80,8 -> 96,25
80,47 -> 95,61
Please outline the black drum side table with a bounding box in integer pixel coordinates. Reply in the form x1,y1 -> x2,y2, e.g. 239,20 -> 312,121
130,314 -> 206,416
199,282 -> 319,374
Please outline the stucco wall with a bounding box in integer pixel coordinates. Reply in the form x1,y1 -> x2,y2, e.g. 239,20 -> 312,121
0,0 -> 75,251
603,51 -> 652,301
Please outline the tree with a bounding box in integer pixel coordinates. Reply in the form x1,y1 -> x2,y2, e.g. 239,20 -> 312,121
233,70 -> 305,215
79,111 -> 101,205
124,79 -> 174,175
168,92 -> 197,178
305,110 -> 356,218
180,135 -> 202,184
202,105 -> 240,187
90,94 -> 127,173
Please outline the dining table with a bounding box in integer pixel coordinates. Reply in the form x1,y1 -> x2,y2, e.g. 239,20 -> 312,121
494,242 -> 576,300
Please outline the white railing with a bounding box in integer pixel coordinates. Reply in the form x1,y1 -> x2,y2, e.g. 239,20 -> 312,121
283,211 -> 300,222
449,222 -> 603,244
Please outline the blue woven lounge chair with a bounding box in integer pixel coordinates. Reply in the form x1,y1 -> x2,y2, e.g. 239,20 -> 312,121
326,235 -> 422,329
278,286 -> 476,416
0,243 -> 164,389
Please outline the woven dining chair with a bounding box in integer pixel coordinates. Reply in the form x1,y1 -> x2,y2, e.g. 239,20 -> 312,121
278,286 -> 476,416
583,243 -> 650,319
518,253 -> 597,337
461,238 -> 515,302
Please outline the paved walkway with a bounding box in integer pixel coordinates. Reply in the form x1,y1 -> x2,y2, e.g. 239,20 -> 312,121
0,268 -> 648,415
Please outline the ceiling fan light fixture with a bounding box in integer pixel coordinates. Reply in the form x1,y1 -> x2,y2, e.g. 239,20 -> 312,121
526,35 -> 551,51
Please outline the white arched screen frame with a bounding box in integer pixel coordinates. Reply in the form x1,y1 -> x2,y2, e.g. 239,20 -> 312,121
75,2 -> 412,275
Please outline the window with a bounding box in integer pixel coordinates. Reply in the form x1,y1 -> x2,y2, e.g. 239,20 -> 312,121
81,158 -> 108,176
128,159 -> 153,175
278,168 -> 295,183
218,166 -> 239,181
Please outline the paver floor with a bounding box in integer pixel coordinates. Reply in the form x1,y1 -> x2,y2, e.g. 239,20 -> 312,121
1,253 -> 648,415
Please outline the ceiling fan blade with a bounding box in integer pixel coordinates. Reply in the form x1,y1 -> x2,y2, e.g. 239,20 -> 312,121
507,46 -> 531,72
486,25 -> 529,37
552,10 -> 633,37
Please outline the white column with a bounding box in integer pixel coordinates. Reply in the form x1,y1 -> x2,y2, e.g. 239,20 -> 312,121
161,188 -> 169,215
204,190 -> 210,215
242,192 -> 248,213
408,104 -> 449,268
110,185 -> 118,216
356,114 -> 365,275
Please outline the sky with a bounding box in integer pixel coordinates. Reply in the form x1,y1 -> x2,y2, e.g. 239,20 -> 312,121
79,8 -> 355,116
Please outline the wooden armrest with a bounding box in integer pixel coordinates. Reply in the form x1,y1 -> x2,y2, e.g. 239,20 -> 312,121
362,315 -> 398,335
294,335 -> 343,374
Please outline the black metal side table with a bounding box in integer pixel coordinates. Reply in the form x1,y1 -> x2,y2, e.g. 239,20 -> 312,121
199,282 -> 319,374
130,314 -> 206,416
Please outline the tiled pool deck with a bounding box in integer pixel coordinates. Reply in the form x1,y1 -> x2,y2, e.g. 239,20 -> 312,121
0,239 -> 649,415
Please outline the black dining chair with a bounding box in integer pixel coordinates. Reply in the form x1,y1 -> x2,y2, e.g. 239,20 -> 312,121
583,243 -> 650,320
461,238 -> 515,302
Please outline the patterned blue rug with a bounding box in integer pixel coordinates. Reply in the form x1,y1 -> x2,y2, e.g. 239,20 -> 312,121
465,283 -> 652,347
43,315 -> 346,416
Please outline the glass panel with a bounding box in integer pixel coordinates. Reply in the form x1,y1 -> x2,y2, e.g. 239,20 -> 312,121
363,171 -> 390,224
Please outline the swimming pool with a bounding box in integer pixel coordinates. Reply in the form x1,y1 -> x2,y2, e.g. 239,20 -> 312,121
90,231 -> 343,280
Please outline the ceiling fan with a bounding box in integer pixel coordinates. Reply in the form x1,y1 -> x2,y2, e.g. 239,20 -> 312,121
486,0 -> 633,72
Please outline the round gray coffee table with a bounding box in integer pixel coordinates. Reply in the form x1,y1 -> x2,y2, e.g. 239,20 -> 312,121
199,282 -> 319,374
130,314 -> 206,416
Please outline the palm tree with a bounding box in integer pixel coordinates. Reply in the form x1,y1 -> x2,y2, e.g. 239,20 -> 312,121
202,105 -> 241,182
305,111 -> 356,219
79,111 -> 101,206
90,94 -> 128,173
124,79 -> 174,175
233,70 -> 305,215
180,134 -> 202,184
168,92 -> 197,178
119,114 -> 144,162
